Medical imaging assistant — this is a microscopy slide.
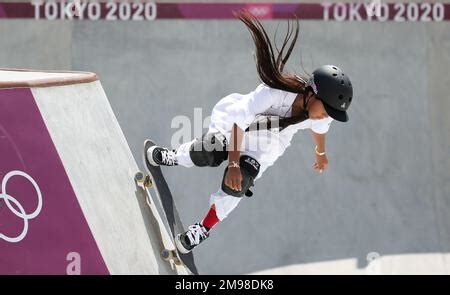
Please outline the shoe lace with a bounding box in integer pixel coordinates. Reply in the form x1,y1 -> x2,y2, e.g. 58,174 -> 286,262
161,149 -> 177,165
186,224 -> 208,246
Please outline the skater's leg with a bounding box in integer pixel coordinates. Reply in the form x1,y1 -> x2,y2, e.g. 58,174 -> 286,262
201,188 -> 243,231
175,189 -> 241,254
208,189 -> 242,222
174,138 -> 197,167
145,138 -> 198,167
146,132 -> 227,168
201,204 -> 220,231
189,132 -> 228,167
175,154 -> 262,252
202,154 -> 261,228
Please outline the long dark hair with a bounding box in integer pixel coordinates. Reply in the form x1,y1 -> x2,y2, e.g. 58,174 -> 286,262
234,10 -> 307,94
235,10 -> 310,129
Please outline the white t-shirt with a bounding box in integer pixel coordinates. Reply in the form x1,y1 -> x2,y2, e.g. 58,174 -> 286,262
209,83 -> 333,137
207,83 -> 333,175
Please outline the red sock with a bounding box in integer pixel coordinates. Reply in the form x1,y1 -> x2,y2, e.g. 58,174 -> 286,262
202,206 -> 220,231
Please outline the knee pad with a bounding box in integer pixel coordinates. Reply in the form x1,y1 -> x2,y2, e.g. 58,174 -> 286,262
221,155 -> 260,198
189,132 -> 228,167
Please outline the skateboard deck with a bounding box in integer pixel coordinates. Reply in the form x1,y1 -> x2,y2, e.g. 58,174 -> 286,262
135,139 -> 198,275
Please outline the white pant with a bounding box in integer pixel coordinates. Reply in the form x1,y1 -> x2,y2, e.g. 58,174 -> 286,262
175,129 -> 288,221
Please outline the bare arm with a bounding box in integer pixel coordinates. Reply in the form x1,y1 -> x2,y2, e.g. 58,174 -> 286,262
224,124 -> 244,191
311,131 -> 328,174
312,131 -> 326,154
229,123 -> 244,163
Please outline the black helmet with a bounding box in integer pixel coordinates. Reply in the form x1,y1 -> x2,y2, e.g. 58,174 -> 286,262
306,65 -> 353,122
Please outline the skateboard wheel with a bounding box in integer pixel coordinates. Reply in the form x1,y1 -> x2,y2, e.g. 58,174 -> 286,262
135,171 -> 145,183
161,249 -> 173,261
135,171 -> 153,189
161,249 -> 182,265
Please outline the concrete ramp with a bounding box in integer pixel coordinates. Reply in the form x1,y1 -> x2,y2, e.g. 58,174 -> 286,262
0,69 -> 186,274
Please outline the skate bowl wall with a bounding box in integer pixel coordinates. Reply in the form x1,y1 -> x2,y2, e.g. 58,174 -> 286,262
0,69 -> 181,274
1,1 -> 450,275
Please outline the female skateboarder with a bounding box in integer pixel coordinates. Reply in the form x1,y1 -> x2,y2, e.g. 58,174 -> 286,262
144,11 -> 353,254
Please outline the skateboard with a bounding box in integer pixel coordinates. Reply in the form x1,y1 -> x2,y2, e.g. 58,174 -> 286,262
134,139 -> 198,275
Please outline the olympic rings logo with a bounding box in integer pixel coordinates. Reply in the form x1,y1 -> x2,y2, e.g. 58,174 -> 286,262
0,170 -> 43,243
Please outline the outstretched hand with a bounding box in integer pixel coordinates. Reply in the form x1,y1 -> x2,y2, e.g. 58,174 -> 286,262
313,153 -> 328,174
